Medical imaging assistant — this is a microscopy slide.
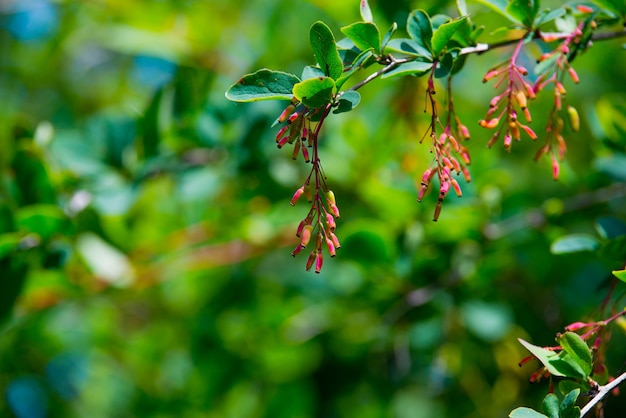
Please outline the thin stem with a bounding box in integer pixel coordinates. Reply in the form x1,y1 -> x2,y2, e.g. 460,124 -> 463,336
581,371 -> 626,417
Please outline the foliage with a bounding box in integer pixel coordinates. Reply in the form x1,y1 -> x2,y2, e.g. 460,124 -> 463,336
1,0 -> 626,417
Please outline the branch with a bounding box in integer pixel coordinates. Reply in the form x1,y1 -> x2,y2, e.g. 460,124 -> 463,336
581,371 -> 626,417
460,29 -> 626,56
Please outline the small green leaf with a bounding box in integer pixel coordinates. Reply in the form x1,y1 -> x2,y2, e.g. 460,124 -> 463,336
518,338 -> 586,379
360,0 -> 373,23
434,51 -> 455,78
535,8 -> 566,26
381,22 -> 397,50
333,91 -> 361,114
225,69 -> 300,102
550,233 -> 600,254
341,22 -> 381,53
302,66 -> 326,80
310,21 -> 343,80
542,394 -> 559,418
292,77 -> 335,108
431,16 -> 467,56
613,268 -> 626,283
16,205 -> 67,241
407,9 -> 433,54
380,61 -> 433,79
560,389 -> 581,418
506,0 -> 540,27
509,407 -> 549,418
557,332 -> 592,378
385,38 -> 432,58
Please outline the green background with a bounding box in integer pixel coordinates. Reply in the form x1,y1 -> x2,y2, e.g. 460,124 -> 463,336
1,0 -> 625,417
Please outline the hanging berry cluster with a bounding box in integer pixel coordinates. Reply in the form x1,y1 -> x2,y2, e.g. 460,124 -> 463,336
226,1 -> 623,271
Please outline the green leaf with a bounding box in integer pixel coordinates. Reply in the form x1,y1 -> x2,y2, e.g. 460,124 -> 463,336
341,22 -> 381,53
509,407 -> 549,418
475,0 -> 518,22
310,21 -> 343,80
407,9 -> 433,54
302,66 -> 326,80
560,389 -> 581,418
292,77 -> 335,108
380,61 -> 433,79
612,268 -> 626,283
333,91 -> 361,114
16,205 -> 67,241
225,69 -> 300,102
0,233 -> 22,259
506,0 -> 540,27
434,51 -> 455,78
550,233 -> 600,254
518,338 -> 586,379
385,39 -> 432,58
592,0 -> 626,17
557,332 -> 592,378
431,16 -> 468,56
595,216 -> 626,239
534,8 -> 566,26
360,0 -> 373,23
599,235 -> 626,261
336,50 -> 373,89
542,394 -> 559,418
381,22 -> 397,50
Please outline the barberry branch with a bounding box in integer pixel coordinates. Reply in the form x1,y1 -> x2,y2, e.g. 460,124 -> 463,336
581,370 -> 626,417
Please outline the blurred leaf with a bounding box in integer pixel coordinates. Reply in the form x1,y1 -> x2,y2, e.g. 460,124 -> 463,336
592,0 -> 626,17
595,216 -> 626,239
225,69 -> 300,102
475,0 -> 519,23
431,16 -> 467,56
506,0 -> 540,27
462,301 -> 512,342
6,377 -> 48,418
340,22 -> 381,53
407,9 -> 433,55
550,234 -> 600,254
542,393 -> 559,418
0,256 -> 28,323
11,148 -> 56,205
16,205 -> 66,241
535,8 -> 567,26
557,332 -> 592,378
309,21 -> 343,80
594,155 -> 626,180
509,407 -> 549,418
292,77 -> 335,108
599,236 -> 626,261
333,91 -> 361,114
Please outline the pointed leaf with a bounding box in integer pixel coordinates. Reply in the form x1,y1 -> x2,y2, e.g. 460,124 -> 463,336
302,66 -> 326,80
557,332 -> 592,378
382,22 -> 397,50
310,21 -> 343,80
542,394 -> 559,418
360,0 -> 373,23
518,338 -> 586,379
292,77 -> 335,109
385,39 -> 432,58
475,0 -> 518,22
407,10 -> 433,54
550,233 -> 600,254
612,268 -> 626,283
506,0 -> 540,27
432,16 -> 468,56
509,407 -> 549,418
341,22 -> 381,53
380,61 -> 433,79
226,69 -> 300,102
560,389 -> 581,418
333,91 -> 361,114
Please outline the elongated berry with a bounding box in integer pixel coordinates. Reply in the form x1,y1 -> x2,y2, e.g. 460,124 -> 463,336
300,224 -> 314,248
301,144 -> 310,162
326,238 -> 336,257
276,125 -> 289,142
278,104 -> 296,123
305,251 -> 316,271
326,212 -> 336,231
314,252 -> 324,273
292,139 -> 301,160
326,190 -> 336,206
277,136 -> 290,148
330,232 -> 341,249
567,105 -> 580,131
479,118 -> 499,129
290,187 -> 305,206
433,201 -> 442,222
450,178 -> 462,197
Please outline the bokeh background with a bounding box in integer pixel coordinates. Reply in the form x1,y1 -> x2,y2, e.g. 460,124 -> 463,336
1,0 -> 625,417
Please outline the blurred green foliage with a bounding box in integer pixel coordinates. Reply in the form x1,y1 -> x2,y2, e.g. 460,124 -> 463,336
1,0 -> 625,417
